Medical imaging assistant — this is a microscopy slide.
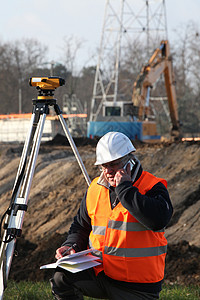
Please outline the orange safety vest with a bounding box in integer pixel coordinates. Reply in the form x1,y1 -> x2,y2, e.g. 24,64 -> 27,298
86,171 -> 168,283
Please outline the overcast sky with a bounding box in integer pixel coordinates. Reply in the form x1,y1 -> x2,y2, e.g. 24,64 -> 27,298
0,0 -> 199,69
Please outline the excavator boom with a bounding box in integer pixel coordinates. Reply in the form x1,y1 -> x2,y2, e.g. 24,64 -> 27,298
132,40 -> 180,137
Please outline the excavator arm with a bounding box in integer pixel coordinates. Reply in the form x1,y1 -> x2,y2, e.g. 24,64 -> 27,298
132,40 -> 180,137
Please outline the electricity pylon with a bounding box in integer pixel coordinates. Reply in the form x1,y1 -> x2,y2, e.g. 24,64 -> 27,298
90,0 -> 168,122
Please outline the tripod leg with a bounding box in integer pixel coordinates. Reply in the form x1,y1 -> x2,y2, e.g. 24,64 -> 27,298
0,259 -> 6,299
58,113 -> 91,186
0,112 -> 38,258
6,113 -> 46,271
20,113 -> 46,200
0,112 -> 47,299
12,113 -> 36,191
0,113 -> 37,298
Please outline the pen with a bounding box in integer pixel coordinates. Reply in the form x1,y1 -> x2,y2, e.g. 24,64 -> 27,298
62,243 -> 77,257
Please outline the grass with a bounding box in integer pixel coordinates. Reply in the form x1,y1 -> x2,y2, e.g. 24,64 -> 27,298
3,281 -> 52,299
2,281 -> 200,299
159,284 -> 200,300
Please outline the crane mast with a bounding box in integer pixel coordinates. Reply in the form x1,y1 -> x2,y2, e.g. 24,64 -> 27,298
90,0 -> 168,123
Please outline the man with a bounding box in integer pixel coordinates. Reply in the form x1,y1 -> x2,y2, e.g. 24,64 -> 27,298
50,131 -> 173,300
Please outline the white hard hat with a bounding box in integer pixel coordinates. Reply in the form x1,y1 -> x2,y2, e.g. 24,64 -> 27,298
95,131 -> 136,165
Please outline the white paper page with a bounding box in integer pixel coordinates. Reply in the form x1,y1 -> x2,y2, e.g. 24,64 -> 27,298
63,254 -> 100,265
58,248 -> 98,263
58,260 -> 101,273
40,262 -> 57,270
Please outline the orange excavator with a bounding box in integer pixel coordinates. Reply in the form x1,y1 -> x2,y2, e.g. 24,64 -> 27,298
132,40 -> 181,139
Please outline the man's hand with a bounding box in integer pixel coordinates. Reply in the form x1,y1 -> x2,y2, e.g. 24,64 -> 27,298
114,162 -> 132,186
55,245 -> 75,260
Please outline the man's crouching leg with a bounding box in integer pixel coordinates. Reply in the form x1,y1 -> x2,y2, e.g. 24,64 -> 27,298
50,269 -> 84,300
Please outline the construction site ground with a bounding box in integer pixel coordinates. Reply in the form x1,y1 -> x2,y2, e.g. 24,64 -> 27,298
0,135 -> 199,286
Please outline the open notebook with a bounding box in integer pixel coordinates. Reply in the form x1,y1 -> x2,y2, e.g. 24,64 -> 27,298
40,248 -> 101,273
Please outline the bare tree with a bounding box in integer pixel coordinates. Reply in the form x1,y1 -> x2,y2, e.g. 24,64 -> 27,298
0,39 -> 48,113
171,21 -> 200,133
60,36 -> 85,97
172,22 -> 200,94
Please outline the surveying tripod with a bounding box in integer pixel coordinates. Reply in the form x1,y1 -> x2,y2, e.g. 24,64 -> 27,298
0,77 -> 91,299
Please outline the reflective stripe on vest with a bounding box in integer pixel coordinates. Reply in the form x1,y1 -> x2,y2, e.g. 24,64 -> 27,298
107,220 -> 165,232
86,171 -> 168,283
104,245 -> 167,258
92,222 -> 164,234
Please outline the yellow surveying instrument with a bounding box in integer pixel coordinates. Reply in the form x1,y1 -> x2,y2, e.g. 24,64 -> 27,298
29,76 -> 65,90
0,77 -> 91,298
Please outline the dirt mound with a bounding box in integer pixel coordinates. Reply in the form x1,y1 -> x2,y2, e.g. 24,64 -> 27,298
0,140 -> 199,285
44,133 -> 98,147
165,240 -> 200,285
9,234 -> 66,282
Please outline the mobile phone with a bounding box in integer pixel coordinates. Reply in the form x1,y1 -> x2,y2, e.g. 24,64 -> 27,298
123,157 -> 140,182
123,159 -> 135,172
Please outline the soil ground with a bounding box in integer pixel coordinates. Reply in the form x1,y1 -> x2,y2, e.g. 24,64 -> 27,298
0,135 -> 199,286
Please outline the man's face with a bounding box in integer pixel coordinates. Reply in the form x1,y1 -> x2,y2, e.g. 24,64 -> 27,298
100,156 -> 129,187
